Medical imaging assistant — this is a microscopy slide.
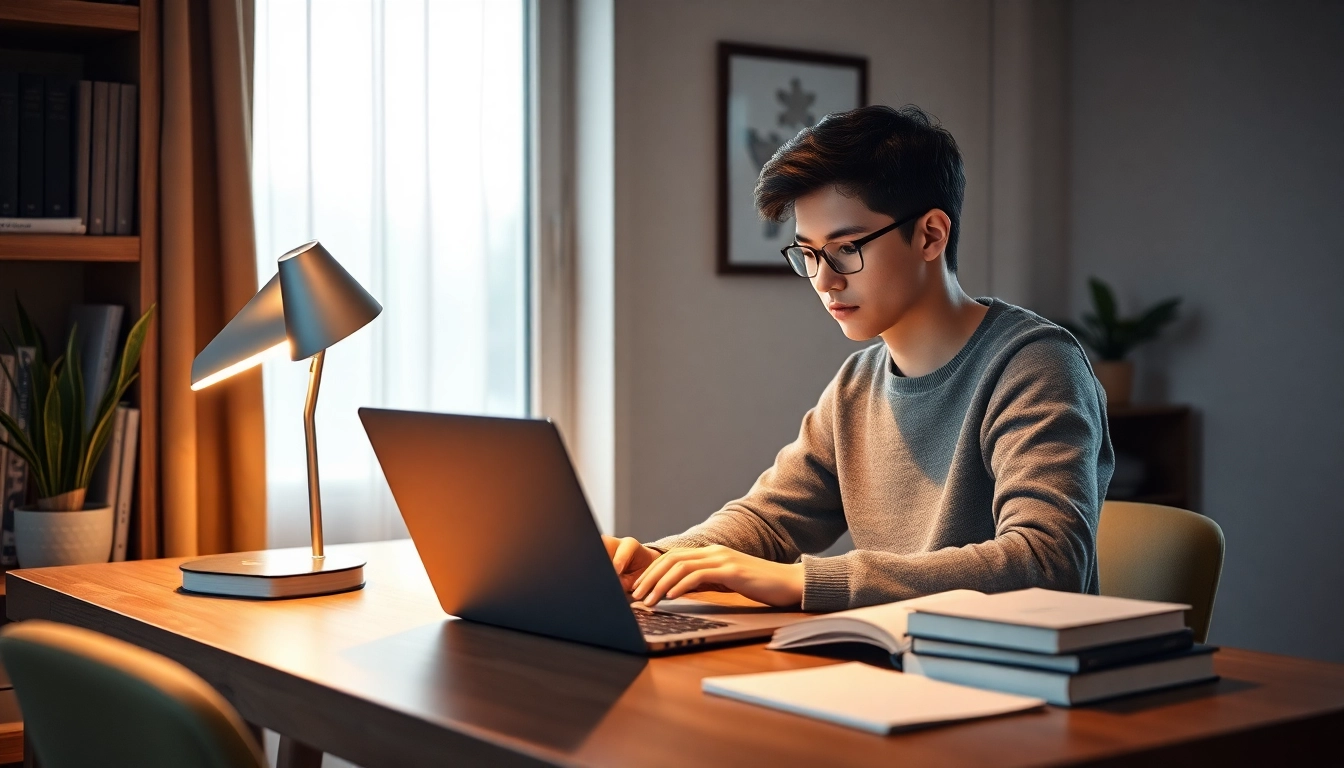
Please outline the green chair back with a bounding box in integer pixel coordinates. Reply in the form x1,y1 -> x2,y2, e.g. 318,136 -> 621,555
1097,500 -> 1225,642
0,620 -> 266,768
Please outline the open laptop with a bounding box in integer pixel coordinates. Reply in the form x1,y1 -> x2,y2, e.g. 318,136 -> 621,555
359,407 -> 810,654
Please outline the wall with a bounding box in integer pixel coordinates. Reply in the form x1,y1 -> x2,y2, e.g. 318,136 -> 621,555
1068,0 -> 1344,661
606,0 -> 996,541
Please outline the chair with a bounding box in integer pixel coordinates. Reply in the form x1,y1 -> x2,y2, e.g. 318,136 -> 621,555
1096,500 -> 1225,642
0,620 -> 266,768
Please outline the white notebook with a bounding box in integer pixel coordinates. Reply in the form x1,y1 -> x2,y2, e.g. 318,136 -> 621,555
702,662 -> 1045,735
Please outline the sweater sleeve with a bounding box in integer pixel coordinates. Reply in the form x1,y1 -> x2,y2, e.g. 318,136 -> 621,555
647,372 -> 849,562
800,336 -> 1114,611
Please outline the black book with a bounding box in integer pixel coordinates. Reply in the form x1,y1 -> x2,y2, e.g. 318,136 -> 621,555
43,76 -> 74,218
74,81 -> 92,226
17,74 -> 43,217
102,84 -> 119,235
907,629 -> 1196,674
113,83 -> 136,234
0,72 -> 17,217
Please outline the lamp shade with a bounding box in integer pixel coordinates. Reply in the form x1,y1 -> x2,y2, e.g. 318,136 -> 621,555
190,274 -> 288,390
278,241 -> 383,361
190,241 -> 382,390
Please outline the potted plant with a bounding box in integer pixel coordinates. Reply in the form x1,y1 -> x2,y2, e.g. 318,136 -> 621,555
0,302 -> 154,567
1059,278 -> 1180,407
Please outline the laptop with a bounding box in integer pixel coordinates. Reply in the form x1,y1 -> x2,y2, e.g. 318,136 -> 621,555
359,407 -> 811,654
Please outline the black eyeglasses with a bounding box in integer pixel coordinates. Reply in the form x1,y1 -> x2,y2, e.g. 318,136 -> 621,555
781,211 -> 926,278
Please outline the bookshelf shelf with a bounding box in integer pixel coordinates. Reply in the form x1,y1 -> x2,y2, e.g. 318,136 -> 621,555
0,235 -> 139,262
0,1 -> 138,34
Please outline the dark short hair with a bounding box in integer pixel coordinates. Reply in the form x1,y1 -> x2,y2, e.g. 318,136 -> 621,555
755,104 -> 966,272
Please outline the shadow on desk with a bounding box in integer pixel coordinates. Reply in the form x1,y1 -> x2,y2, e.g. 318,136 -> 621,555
341,618 -> 647,752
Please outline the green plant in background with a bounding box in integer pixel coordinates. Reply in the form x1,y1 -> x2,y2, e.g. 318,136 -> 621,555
1060,278 -> 1181,361
0,300 -> 155,510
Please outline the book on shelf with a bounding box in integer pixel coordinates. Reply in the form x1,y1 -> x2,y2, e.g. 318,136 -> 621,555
89,81 -> 109,234
44,76 -> 73,218
905,588 -> 1190,654
0,72 -> 17,217
111,405 -> 139,562
17,74 -> 42,218
766,589 -> 984,656
0,355 -> 12,562
701,662 -> 1045,734
68,304 -> 125,427
88,403 -> 126,510
75,81 -> 92,227
102,86 -> 120,237
909,629 -> 1195,674
114,84 -> 137,235
902,645 -> 1218,706
0,217 -> 86,234
1,348 -> 36,568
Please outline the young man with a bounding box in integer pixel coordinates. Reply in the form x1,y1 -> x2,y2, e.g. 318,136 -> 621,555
606,105 -> 1113,612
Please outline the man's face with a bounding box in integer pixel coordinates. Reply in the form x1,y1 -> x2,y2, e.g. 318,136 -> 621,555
792,186 -> 931,341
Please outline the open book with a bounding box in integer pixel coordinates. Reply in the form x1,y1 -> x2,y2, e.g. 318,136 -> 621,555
767,589 -> 985,655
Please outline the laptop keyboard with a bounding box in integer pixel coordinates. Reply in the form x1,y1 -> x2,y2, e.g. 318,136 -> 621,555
634,609 -> 731,636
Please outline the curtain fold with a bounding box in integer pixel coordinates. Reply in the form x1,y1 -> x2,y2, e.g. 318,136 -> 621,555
159,0 -> 266,557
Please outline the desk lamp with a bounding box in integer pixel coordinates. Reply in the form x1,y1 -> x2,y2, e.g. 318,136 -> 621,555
180,241 -> 382,598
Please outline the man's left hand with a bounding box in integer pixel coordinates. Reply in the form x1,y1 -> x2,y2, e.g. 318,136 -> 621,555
630,545 -> 804,608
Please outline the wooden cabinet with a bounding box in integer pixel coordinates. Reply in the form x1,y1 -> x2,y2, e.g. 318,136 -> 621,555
0,0 -> 161,559
1106,405 -> 1198,511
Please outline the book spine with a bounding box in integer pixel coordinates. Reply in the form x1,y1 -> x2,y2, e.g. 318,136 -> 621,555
17,75 -> 43,218
0,72 -> 18,218
74,81 -> 92,226
43,77 -> 73,217
111,407 -> 139,562
0,217 -> 86,234
101,87 -> 119,237
1,348 -> 35,568
88,82 -> 108,235
114,84 -> 137,235
88,400 -> 125,507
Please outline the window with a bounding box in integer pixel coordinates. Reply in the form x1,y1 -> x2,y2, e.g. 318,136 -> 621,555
252,0 -> 529,547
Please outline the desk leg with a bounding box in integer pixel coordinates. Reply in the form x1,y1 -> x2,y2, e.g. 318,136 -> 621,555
276,735 -> 323,768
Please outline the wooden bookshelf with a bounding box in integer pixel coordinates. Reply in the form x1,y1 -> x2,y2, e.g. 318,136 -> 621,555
0,0 -> 161,560
1107,404 -> 1199,512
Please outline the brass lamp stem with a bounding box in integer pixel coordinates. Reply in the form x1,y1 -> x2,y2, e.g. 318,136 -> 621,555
303,350 -> 326,558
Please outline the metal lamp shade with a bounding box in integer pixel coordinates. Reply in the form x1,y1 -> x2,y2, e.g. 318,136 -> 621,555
190,241 -> 382,389
278,241 -> 383,361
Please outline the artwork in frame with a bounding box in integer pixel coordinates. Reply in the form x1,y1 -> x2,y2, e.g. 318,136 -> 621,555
717,42 -> 868,275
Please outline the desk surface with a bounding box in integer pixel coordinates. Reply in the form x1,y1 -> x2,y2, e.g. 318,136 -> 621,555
7,540 -> 1344,767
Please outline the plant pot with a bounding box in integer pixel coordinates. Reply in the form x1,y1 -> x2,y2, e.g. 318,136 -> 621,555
14,504 -> 114,568
1094,360 -> 1135,407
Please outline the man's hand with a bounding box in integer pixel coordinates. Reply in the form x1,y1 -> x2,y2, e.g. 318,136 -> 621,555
602,535 -> 662,591
630,544 -> 804,608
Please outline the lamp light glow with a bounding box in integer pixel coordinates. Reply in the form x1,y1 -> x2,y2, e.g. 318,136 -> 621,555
189,341 -> 290,391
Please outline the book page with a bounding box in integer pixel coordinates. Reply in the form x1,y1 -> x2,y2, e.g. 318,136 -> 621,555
769,589 -> 984,654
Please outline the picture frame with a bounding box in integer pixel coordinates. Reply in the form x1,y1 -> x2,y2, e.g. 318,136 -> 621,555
716,42 -> 869,275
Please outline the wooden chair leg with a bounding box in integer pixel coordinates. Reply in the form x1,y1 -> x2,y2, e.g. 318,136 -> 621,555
276,735 -> 322,768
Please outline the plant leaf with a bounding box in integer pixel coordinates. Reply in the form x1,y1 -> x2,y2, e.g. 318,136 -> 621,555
1089,278 -> 1118,327
42,366 -> 63,499
80,305 -> 155,487
0,409 -> 47,495
57,327 -> 85,492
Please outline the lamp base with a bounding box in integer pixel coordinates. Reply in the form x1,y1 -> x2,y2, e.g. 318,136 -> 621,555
179,549 -> 366,599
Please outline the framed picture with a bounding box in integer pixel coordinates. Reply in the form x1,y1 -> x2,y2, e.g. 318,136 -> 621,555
717,42 -> 868,275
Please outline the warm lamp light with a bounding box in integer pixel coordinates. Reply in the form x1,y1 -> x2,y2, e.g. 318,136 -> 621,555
181,241 -> 382,598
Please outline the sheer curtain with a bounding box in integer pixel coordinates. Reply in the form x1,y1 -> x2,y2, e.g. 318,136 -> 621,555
252,0 -> 529,548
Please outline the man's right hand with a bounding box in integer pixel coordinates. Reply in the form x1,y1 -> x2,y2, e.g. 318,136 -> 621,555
602,535 -> 662,592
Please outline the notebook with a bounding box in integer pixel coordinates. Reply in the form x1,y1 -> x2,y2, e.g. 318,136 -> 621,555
701,662 -> 1045,735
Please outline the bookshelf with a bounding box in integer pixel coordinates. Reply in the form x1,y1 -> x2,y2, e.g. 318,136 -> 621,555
0,0 -> 160,560
1107,404 -> 1198,512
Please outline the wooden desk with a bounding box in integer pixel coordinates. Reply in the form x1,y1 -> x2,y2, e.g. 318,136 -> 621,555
6,540 -> 1344,767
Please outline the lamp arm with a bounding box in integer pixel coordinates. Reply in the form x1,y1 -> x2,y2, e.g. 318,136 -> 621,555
303,350 -> 326,558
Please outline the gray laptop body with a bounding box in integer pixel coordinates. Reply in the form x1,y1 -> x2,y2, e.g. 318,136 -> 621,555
359,407 -> 809,654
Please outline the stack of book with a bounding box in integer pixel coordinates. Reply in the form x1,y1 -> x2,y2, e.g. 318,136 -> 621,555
0,74 -> 137,235
901,588 -> 1218,706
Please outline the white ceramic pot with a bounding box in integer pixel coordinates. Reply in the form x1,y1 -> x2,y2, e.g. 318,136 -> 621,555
14,504 -> 114,567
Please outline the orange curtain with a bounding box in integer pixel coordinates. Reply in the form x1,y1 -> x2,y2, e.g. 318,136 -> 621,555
159,0 -> 266,557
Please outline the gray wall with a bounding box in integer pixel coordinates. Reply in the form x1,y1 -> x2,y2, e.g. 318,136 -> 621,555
1069,0 -> 1344,661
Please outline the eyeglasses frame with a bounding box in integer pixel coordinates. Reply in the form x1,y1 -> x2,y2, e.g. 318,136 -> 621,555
781,210 -> 928,278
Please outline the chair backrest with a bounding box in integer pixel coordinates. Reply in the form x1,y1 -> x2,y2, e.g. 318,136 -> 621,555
1097,501 -> 1225,642
0,620 -> 266,768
